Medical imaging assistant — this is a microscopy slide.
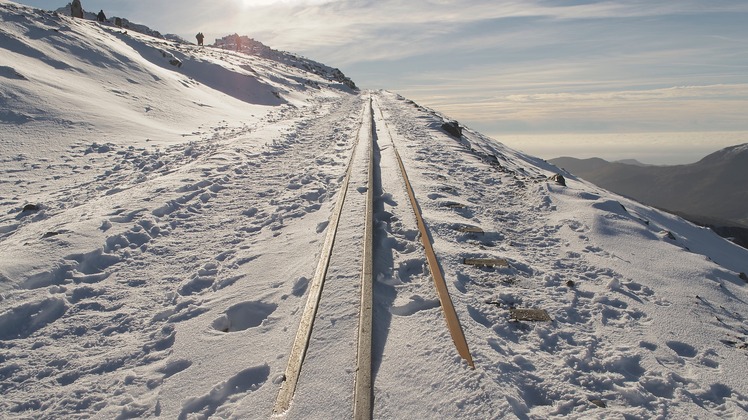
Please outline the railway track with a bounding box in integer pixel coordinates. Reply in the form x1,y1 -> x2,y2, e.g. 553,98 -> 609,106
273,95 -> 473,419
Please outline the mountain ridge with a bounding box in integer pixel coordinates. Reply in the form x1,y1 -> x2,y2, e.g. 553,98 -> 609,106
551,143 -> 748,229
51,2 -> 356,90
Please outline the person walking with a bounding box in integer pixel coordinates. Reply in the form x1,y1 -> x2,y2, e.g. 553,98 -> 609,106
196,32 -> 205,46
71,0 -> 83,18
97,10 -> 106,22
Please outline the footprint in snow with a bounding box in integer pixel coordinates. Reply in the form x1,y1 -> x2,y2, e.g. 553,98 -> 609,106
0,297 -> 67,340
316,221 -> 329,233
66,248 -> 121,284
390,295 -> 440,316
178,262 -> 219,296
143,324 -> 176,353
396,258 -> 426,283
157,359 -> 192,379
107,208 -> 146,224
20,264 -> 71,289
215,250 -> 235,262
290,277 -> 309,297
666,340 -> 698,358
467,305 -> 492,327
178,364 -> 270,420
301,187 -> 326,202
212,301 -> 277,332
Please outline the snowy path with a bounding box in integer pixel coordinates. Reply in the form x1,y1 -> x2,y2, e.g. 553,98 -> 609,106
277,96 -> 479,418
279,98 -> 371,418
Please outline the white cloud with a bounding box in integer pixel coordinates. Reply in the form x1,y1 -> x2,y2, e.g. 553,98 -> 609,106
238,0 -> 336,7
399,82 -> 748,135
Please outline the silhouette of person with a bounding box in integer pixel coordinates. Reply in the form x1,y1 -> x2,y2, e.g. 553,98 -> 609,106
97,10 -> 106,22
71,0 -> 83,18
196,32 -> 205,46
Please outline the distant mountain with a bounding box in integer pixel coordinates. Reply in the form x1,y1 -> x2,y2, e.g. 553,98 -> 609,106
614,159 -> 652,167
551,143 -> 748,245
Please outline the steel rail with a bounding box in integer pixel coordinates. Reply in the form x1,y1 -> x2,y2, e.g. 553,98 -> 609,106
353,97 -> 375,420
273,100 -> 371,416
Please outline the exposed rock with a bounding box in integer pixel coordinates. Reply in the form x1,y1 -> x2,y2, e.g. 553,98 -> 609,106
740,272 -> 747,282
590,399 -> 607,408
662,230 -> 676,240
22,203 -> 39,212
441,120 -> 462,138
213,34 -> 357,90
550,174 -> 566,186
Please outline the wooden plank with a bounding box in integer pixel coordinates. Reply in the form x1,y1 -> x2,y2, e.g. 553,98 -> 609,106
456,225 -> 484,234
463,258 -> 508,268
273,100 -> 370,416
510,308 -> 552,322
353,97 -> 374,420
438,186 -> 457,194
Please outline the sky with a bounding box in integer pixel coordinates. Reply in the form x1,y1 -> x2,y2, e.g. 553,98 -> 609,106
13,0 -> 748,163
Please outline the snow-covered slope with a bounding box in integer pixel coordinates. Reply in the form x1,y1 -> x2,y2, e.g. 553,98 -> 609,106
1,1 -> 747,418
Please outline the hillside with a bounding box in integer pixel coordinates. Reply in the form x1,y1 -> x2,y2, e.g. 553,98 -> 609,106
1,1 -> 748,418
551,144 -> 748,228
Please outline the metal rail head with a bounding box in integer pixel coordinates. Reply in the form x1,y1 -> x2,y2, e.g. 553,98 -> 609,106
353,95 -> 375,420
273,99 -> 371,416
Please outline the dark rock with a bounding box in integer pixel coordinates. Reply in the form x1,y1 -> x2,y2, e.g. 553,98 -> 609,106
550,174 -> 566,186
566,279 -> 575,288
441,121 -> 462,138
509,308 -> 552,322
740,272 -> 747,282
589,399 -> 606,408
22,204 -> 39,212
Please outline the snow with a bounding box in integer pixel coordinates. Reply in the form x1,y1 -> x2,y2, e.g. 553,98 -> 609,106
1,1 -> 747,418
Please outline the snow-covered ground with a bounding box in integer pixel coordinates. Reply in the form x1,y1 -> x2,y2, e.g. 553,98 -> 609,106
1,1 -> 747,418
